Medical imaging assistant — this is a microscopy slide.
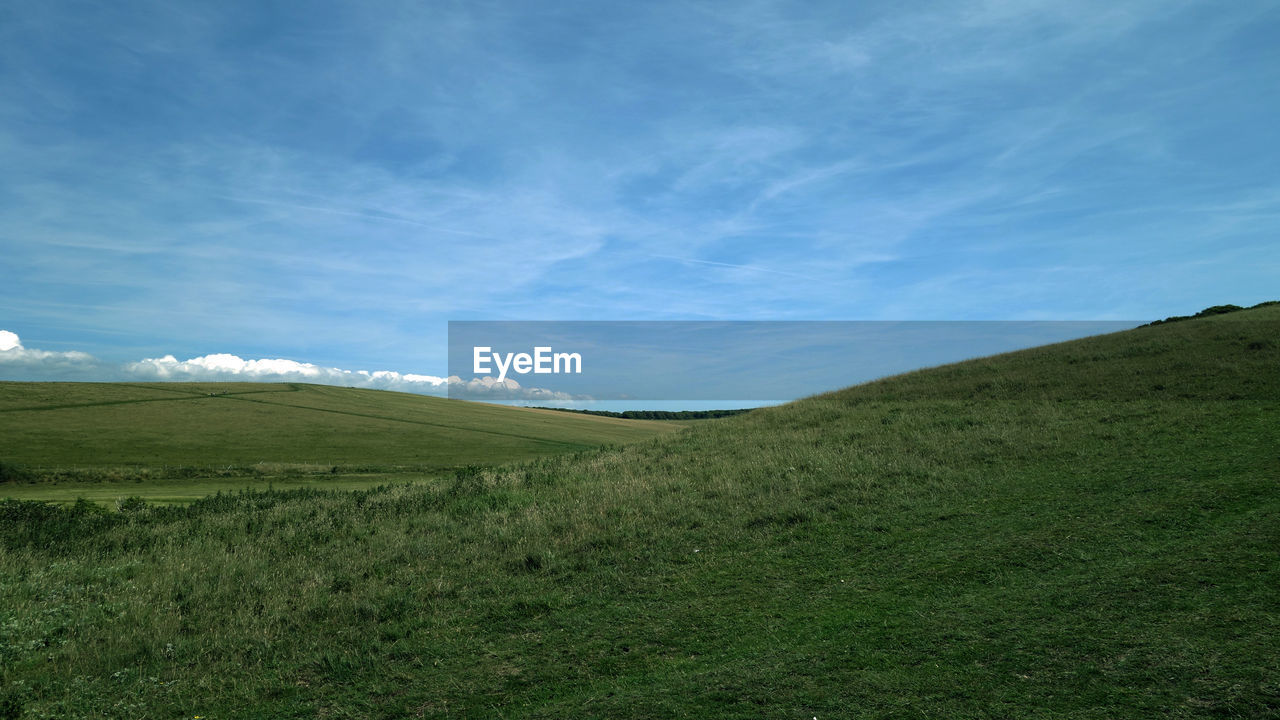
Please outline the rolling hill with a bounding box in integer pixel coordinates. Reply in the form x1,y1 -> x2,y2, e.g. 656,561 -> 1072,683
0,306 -> 1276,718
0,382 -> 679,503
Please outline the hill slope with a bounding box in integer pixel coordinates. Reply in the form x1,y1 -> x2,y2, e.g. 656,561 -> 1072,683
0,382 -> 679,502
0,382 -> 679,469
0,307 -> 1276,718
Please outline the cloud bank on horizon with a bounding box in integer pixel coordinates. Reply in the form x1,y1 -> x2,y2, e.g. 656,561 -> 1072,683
0,330 -> 575,401
124,353 -> 450,394
0,329 -> 447,392
1,1 -> 1277,378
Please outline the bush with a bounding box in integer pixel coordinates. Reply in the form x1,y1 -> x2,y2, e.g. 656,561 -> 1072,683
1143,302 -> 1277,327
115,496 -> 150,515
0,461 -> 27,483
0,498 -> 121,552
0,685 -> 27,720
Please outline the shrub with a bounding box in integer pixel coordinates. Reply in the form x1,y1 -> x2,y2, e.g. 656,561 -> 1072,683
0,461 -> 27,483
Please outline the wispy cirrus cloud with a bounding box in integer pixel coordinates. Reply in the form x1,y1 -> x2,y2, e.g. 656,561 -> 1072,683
1,0 -> 1276,373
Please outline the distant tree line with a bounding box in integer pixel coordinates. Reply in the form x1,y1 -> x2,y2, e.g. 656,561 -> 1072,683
531,407 -> 756,420
1143,300 -> 1278,327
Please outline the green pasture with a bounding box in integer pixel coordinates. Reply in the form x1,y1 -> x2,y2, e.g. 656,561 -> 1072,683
0,306 -> 1275,718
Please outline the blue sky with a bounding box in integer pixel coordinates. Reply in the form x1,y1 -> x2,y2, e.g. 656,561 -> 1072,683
1,0 -> 1277,387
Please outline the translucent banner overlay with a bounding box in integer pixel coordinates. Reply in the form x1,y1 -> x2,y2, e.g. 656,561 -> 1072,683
447,321 -> 1143,407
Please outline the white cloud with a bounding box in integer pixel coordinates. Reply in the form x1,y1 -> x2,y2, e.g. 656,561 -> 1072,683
124,352 -> 449,394
444,375 -> 583,403
0,331 -> 100,374
0,329 -> 448,393
0,329 -> 580,401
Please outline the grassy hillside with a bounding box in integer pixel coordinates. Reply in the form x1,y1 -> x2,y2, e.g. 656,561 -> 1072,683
1,307 -> 1276,718
0,382 -> 679,503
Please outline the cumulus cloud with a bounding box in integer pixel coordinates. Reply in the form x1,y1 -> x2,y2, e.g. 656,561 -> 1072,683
0,330 -> 105,378
0,330 -> 578,401
0,329 -> 451,392
124,353 -> 449,394
444,375 -> 584,403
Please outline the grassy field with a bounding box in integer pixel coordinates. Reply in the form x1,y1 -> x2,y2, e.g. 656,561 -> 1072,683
0,382 -> 679,504
1,307 -> 1277,718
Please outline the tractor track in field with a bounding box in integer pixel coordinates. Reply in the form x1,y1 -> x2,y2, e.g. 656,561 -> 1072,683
216,393 -> 598,449
2,382 -> 599,450
0,384 -> 302,413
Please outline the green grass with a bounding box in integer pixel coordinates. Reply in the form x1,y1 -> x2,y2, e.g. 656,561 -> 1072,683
0,382 -> 679,504
0,307 -> 1276,718
0,475 -> 415,506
